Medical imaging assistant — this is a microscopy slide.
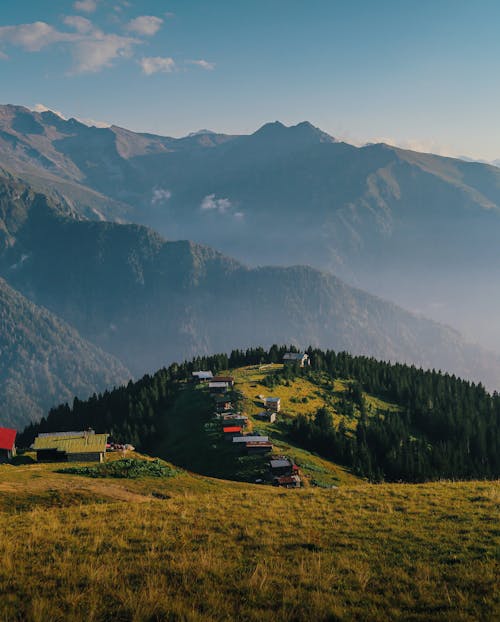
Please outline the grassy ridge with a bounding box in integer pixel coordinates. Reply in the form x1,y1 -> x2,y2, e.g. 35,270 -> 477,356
149,367 -> 360,486
0,460 -> 498,621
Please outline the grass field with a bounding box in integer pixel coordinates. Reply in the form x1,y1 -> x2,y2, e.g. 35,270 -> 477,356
0,459 -> 498,621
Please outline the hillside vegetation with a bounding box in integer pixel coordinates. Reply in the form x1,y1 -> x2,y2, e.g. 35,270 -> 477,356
0,458 -> 498,621
21,347 -> 500,484
0,276 -> 129,427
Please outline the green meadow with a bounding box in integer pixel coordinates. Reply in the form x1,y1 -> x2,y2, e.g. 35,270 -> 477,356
0,456 -> 498,622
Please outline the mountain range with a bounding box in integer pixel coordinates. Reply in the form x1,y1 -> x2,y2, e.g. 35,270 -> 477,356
1,104 -> 500,350
1,104 -> 500,428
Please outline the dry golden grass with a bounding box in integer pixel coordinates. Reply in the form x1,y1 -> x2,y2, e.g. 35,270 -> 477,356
0,459 -> 498,622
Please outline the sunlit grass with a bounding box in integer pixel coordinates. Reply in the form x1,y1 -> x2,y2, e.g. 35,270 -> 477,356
0,461 -> 498,621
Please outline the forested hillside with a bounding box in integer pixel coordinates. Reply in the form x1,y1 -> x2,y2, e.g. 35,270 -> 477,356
0,277 -> 129,427
20,346 -> 500,483
1,175 -> 499,389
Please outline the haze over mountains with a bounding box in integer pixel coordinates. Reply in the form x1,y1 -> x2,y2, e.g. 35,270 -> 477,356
1,104 -> 500,350
2,103 -> 500,427
1,166 -> 500,428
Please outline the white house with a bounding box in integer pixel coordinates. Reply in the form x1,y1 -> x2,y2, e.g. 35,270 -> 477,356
283,352 -> 310,367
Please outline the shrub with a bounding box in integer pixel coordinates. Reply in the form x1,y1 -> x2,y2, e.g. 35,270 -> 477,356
58,458 -> 178,479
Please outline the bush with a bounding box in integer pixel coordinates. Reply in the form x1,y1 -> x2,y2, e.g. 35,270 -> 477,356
58,458 -> 179,479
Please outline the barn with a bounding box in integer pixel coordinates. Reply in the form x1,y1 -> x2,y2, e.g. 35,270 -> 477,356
0,427 -> 17,463
33,430 -> 109,463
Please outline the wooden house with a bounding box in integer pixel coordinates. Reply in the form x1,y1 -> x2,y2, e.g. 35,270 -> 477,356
245,441 -> 273,454
32,430 -> 109,463
269,457 -> 294,477
255,410 -> 276,423
232,435 -> 269,445
221,414 -> 248,427
263,397 -> 281,412
0,427 -> 17,463
192,371 -> 213,383
212,376 -> 235,388
273,474 -> 301,488
223,426 -> 242,440
215,395 -> 232,412
209,381 -> 229,394
283,352 -> 310,367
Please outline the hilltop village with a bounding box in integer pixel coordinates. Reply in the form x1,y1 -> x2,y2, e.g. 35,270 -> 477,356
1,353 -> 313,488
194,355 -> 310,488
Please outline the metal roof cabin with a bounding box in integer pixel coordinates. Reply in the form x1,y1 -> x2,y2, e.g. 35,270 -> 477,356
212,376 -> 235,386
283,352 -> 310,367
209,381 -> 229,393
263,397 -> 281,412
33,430 -> 109,463
255,410 -> 277,423
0,427 -> 17,463
192,371 -> 213,382
244,441 -> 273,454
232,435 -> 269,444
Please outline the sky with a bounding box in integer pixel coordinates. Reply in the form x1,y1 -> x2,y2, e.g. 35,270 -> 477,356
1,0 -> 500,160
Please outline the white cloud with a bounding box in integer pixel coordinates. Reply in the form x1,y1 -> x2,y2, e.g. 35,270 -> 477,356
73,0 -> 98,13
0,16 -> 213,77
151,187 -> 172,205
126,16 -> 163,36
0,21 -> 74,52
32,103 -> 110,127
77,117 -> 111,128
187,59 -> 215,71
63,15 -> 94,34
71,32 -> 138,73
0,20 -> 139,74
200,194 -> 233,213
140,56 -> 175,75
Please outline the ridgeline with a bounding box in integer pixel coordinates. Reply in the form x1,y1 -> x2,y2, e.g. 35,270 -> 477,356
20,346 -> 500,483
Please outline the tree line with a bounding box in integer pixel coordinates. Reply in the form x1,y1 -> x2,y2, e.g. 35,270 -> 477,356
19,345 -> 499,482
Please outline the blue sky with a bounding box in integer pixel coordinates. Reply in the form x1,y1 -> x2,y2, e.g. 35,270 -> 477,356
0,0 -> 499,159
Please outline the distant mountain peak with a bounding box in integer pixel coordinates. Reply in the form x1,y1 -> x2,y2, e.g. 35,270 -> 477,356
253,120 -> 287,135
187,129 -> 218,137
252,120 -> 336,144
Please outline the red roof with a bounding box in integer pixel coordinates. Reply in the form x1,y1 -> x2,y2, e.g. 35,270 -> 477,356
213,376 -> 234,383
0,427 -> 16,451
223,426 -> 242,433
277,475 -> 300,484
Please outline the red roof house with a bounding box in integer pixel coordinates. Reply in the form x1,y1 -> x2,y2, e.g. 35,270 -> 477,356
223,425 -> 242,440
0,427 -> 17,462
